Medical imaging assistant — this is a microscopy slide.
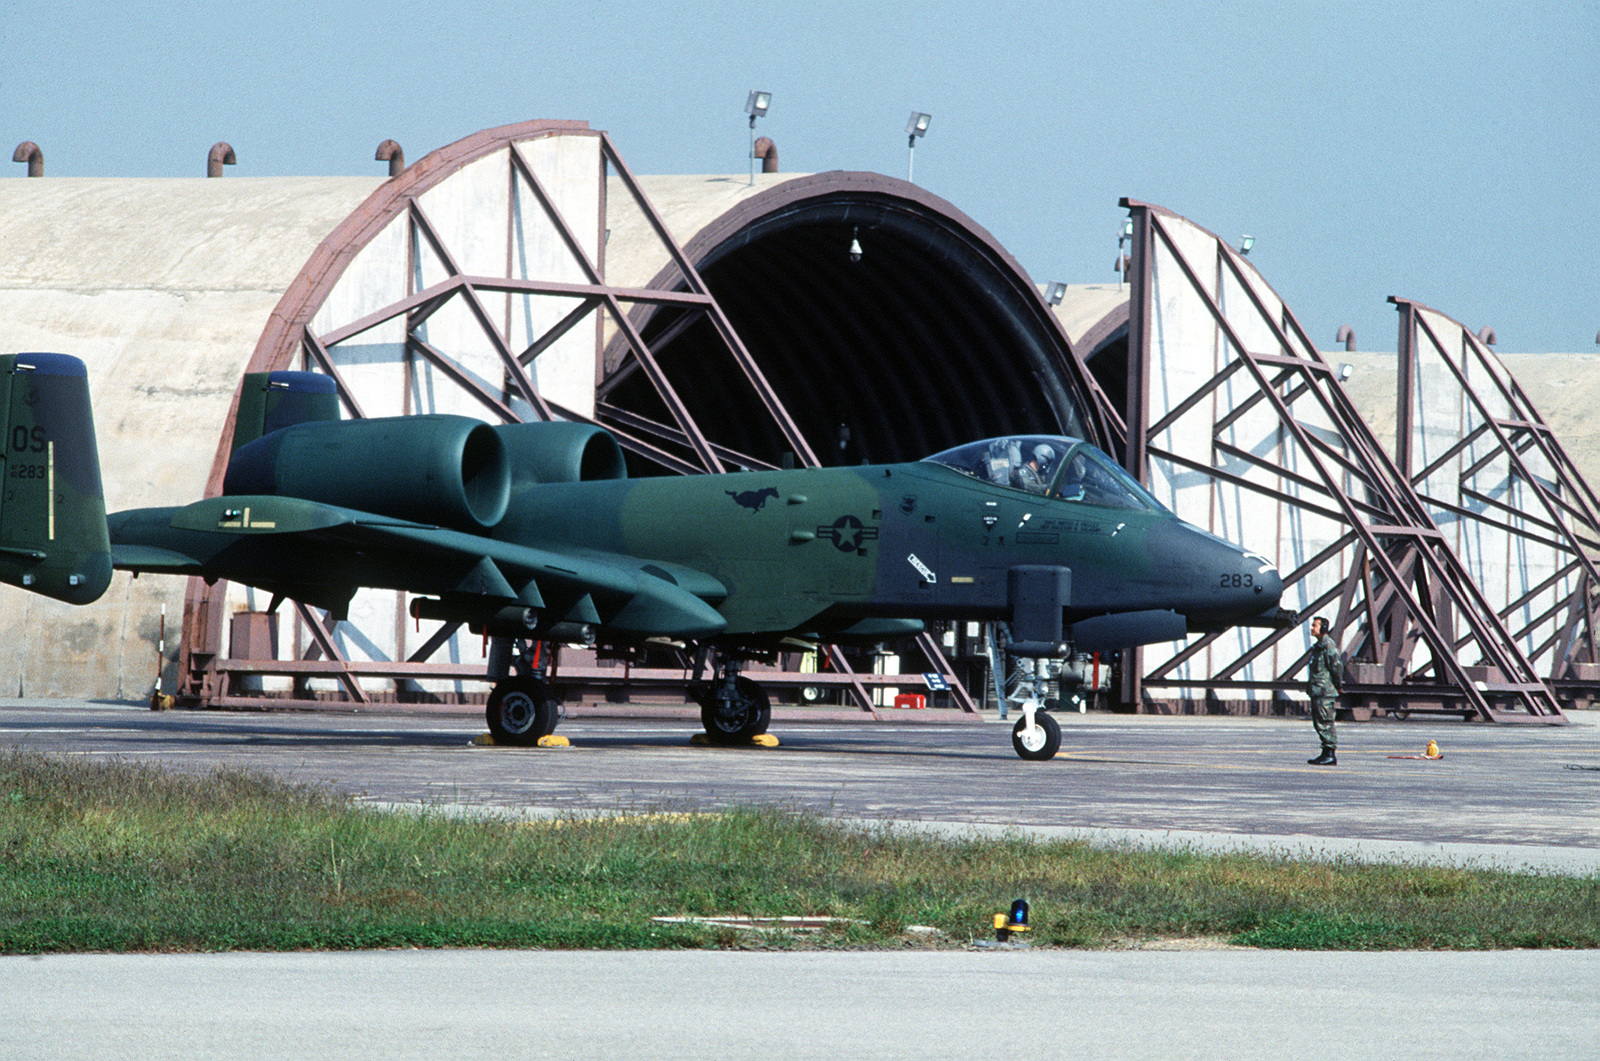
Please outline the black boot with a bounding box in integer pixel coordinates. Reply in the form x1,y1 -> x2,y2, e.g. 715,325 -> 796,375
1307,748 -> 1337,766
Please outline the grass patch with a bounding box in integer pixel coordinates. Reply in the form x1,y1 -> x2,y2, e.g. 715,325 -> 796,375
2,748 -> 1596,953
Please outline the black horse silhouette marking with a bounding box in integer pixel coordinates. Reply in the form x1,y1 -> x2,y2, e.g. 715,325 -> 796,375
726,486 -> 780,513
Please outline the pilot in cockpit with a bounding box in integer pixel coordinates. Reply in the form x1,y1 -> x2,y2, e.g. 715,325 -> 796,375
1013,443 -> 1056,494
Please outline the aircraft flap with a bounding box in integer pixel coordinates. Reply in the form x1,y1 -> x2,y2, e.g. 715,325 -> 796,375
110,544 -> 203,572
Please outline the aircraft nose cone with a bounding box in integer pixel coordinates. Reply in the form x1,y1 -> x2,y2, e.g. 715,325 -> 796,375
1167,522 -> 1282,623
1251,556 -> 1284,614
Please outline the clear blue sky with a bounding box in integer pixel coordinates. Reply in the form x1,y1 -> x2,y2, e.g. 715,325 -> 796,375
4,0 -> 1596,353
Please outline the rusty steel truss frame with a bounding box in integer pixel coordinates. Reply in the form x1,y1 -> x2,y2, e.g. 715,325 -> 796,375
1120,200 -> 1563,723
175,120 -> 971,715
1393,297 -> 1600,709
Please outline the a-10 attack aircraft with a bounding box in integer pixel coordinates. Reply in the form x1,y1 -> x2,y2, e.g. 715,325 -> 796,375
0,353 -> 1286,759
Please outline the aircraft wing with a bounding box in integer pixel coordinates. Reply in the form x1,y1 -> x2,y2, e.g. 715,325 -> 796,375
109,495 -> 729,638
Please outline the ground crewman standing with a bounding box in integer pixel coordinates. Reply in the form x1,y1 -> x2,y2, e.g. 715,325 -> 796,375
1306,615 -> 1342,766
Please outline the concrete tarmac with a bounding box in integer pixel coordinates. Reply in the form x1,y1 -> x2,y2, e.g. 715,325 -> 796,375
2,700 -> 1597,1059
2,949 -> 1597,1060
3,700 -> 1596,871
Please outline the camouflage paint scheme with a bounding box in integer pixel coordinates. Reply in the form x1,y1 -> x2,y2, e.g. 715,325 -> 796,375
0,358 -> 1292,756
504,459 -> 1282,647
2,359 -> 1284,658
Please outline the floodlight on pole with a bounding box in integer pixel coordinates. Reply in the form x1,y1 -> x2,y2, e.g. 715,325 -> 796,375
1045,282 -> 1068,306
745,90 -> 771,185
906,111 -> 931,183
1117,219 -> 1134,291
1239,235 -> 1255,256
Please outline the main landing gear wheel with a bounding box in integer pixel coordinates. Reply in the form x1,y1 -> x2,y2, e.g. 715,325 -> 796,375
1012,711 -> 1061,761
698,675 -> 772,745
486,676 -> 560,746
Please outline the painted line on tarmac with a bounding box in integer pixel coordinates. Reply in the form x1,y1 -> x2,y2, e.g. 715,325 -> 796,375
1053,752 -> 1364,774
2,727 -> 148,735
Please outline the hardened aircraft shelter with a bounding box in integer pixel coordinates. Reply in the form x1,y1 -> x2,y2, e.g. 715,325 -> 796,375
1391,298 -> 1600,709
2,118 -> 1593,721
1115,201 -> 1571,722
173,119 -> 1105,713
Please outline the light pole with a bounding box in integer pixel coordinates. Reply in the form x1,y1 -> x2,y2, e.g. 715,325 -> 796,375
1117,218 -> 1133,290
906,112 -> 931,183
745,90 -> 771,186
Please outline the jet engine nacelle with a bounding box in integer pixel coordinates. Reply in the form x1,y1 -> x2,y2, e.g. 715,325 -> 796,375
223,415 -> 512,532
493,421 -> 627,485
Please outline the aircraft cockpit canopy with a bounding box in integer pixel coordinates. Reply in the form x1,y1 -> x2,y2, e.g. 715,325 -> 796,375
923,436 -> 1165,512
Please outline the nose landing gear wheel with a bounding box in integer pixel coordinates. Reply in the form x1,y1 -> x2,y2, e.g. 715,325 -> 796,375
486,676 -> 561,746
1012,711 -> 1061,761
697,675 -> 772,744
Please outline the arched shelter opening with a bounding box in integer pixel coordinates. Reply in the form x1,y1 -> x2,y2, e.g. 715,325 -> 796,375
602,173 -> 1109,473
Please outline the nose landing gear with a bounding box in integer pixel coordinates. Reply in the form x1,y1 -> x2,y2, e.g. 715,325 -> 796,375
1011,701 -> 1061,761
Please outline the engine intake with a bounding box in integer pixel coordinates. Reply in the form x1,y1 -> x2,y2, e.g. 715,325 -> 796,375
224,415 -> 511,531
493,421 -> 627,485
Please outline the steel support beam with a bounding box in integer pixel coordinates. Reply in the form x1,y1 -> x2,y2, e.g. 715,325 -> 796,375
1392,297 -> 1600,708
1120,199 -> 1561,722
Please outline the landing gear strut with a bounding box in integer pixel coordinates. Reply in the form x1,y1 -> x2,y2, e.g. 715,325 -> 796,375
1011,706 -> 1061,761
485,638 -> 561,746
1005,644 -> 1065,761
693,654 -> 771,744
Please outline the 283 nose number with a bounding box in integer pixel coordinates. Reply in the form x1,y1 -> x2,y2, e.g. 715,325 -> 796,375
1219,573 -> 1255,588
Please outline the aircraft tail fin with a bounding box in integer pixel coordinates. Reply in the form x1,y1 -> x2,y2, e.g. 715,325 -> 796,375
0,353 -> 112,604
230,371 -> 341,454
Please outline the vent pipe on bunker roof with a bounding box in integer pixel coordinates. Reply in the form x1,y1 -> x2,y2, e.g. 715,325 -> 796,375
753,136 -> 778,173
1335,325 -> 1356,352
207,142 -> 236,177
12,141 -> 42,177
375,139 -> 405,177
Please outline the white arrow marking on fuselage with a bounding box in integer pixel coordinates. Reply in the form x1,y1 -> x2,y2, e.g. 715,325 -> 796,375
908,553 -> 936,583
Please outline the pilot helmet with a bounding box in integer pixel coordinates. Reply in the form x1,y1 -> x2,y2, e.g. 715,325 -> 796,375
1032,443 -> 1056,469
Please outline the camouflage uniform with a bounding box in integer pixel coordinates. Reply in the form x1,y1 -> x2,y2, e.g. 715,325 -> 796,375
1307,632 -> 1342,750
